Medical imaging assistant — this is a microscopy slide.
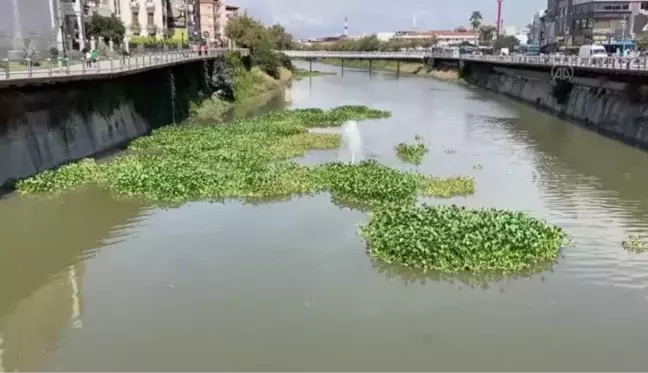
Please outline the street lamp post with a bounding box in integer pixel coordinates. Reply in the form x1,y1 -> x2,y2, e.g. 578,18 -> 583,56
621,17 -> 627,56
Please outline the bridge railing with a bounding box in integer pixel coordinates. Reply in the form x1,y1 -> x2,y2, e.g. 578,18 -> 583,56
427,52 -> 648,70
0,48 -> 249,82
281,50 -> 427,58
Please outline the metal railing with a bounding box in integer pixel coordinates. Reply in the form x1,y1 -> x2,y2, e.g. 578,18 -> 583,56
428,52 -> 648,71
281,50 -> 427,59
281,50 -> 648,71
0,48 -> 249,82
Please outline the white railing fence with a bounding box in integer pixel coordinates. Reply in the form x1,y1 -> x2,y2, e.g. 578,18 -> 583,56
281,50 -> 648,71
0,48 -> 249,81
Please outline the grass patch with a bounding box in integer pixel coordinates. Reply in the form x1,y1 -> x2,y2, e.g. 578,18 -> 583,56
294,68 -> 336,79
361,204 -> 568,273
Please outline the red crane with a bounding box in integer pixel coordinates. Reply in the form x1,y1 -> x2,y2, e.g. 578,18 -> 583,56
496,0 -> 503,37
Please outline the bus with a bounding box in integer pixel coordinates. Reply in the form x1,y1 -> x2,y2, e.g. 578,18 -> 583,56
519,44 -> 540,55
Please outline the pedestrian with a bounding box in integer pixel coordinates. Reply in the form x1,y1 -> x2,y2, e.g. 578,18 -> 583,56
84,48 -> 91,67
91,49 -> 98,67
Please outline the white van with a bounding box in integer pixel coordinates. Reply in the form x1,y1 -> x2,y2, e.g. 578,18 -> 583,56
578,44 -> 608,59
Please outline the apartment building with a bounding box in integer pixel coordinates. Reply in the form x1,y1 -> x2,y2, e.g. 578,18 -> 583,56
568,0 -> 648,44
198,0 -> 224,44
120,0 -> 167,38
197,1 -> 238,46
542,0 -> 648,48
225,4 -> 239,19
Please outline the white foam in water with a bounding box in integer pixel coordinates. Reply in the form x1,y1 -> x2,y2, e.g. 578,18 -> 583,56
341,120 -> 363,163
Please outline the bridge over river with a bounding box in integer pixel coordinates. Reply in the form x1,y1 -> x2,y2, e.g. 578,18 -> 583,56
0,48 -> 249,88
282,50 -> 648,79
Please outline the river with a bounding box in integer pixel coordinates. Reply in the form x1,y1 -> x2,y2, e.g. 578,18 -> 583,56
1,62 -> 648,371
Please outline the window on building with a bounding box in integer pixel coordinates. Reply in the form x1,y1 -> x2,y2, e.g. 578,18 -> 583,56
642,2 -> 648,10
148,13 -> 154,24
132,12 -> 139,24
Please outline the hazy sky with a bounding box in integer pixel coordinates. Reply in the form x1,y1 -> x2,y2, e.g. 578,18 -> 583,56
232,0 -> 547,38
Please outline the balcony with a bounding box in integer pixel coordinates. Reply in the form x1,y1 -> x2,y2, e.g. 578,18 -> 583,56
130,0 -> 140,11
146,24 -> 158,35
130,23 -> 141,34
145,0 -> 155,12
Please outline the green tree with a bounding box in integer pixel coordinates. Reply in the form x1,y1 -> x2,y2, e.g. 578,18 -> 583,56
86,14 -> 126,46
493,35 -> 521,50
267,24 -> 295,49
638,32 -> 648,50
470,11 -> 483,46
225,15 -> 268,50
479,25 -> 496,46
355,35 -> 381,51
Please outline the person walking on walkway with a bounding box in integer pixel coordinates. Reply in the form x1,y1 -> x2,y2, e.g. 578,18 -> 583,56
91,49 -> 99,68
84,48 -> 92,67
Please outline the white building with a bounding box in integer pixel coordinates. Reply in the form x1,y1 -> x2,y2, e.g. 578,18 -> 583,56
119,0 -> 168,38
393,30 -> 476,46
376,32 -> 395,41
58,0 -> 88,51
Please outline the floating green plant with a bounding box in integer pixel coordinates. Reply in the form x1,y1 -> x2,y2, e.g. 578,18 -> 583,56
396,142 -> 428,165
17,105 -> 469,206
418,175 -> 475,198
361,204 -> 568,273
17,104 -> 567,276
623,235 -> 647,253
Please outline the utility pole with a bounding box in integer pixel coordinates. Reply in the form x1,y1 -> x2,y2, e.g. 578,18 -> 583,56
621,16 -> 626,55
56,0 -> 68,58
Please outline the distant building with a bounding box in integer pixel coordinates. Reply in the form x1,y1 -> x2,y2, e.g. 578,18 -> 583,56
376,32 -> 395,41
225,5 -> 239,20
120,0 -> 168,39
541,0 -> 648,50
393,30 -> 476,46
197,1 -> 237,46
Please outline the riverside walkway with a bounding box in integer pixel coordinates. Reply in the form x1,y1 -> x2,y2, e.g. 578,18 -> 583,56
281,50 -> 648,74
0,48 -> 248,87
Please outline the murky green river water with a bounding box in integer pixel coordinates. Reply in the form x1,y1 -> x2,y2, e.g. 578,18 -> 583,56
2,62 -> 648,371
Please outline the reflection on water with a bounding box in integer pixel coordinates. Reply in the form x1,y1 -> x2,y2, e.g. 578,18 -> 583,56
0,187 -> 147,371
0,61 -> 648,370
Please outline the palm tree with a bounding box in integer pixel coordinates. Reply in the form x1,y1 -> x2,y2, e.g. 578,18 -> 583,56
470,11 -> 483,46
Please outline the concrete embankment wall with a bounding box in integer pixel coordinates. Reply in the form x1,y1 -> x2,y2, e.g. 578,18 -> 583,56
462,63 -> 648,149
0,62 -> 212,188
